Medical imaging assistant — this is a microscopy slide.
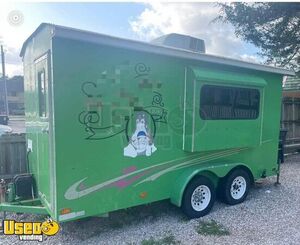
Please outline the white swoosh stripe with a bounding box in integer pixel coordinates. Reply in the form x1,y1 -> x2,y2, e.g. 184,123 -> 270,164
65,154 -> 202,200
135,148 -> 245,185
64,148 -> 245,200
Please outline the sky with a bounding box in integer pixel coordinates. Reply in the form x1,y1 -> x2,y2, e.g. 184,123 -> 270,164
0,2 -> 262,78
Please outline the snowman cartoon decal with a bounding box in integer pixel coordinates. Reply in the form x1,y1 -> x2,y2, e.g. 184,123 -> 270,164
124,113 -> 157,158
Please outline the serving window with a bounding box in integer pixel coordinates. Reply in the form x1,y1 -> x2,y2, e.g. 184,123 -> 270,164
200,85 -> 260,120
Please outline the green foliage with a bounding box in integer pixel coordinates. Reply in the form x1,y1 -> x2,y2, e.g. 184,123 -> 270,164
217,3 -> 300,74
141,233 -> 180,245
195,220 -> 230,236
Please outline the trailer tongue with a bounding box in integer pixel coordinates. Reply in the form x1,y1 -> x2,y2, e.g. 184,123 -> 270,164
0,175 -> 49,219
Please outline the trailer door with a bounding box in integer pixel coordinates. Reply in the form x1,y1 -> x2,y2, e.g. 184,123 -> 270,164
34,52 -> 53,209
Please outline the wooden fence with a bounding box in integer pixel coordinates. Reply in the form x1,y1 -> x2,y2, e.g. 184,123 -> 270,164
0,133 -> 27,179
281,97 -> 300,152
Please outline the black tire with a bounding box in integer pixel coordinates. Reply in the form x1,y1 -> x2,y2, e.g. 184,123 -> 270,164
219,168 -> 250,205
181,176 -> 216,219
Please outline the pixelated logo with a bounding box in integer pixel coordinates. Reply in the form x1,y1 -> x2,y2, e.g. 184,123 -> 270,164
7,10 -> 24,26
1,218 -> 59,242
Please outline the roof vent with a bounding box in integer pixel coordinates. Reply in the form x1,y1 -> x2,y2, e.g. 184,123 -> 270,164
151,33 -> 205,53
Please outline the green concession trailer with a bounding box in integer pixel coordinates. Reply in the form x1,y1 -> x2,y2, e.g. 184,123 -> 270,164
0,23 -> 295,222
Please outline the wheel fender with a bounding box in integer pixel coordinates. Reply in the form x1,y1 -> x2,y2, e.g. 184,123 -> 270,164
170,162 -> 249,207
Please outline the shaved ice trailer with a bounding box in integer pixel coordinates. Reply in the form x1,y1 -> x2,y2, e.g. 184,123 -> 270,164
0,23 -> 294,222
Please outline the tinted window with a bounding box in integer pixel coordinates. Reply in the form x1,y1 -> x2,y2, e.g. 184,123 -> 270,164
200,85 -> 260,120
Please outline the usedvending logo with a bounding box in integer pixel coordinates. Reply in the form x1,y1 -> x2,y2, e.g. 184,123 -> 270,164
0,218 -> 59,242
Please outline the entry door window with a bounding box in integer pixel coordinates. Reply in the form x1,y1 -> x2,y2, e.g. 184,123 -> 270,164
38,70 -> 48,118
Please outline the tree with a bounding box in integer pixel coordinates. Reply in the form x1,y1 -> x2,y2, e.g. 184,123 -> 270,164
217,3 -> 300,75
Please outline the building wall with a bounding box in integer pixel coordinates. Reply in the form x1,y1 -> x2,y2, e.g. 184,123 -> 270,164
0,76 -> 24,115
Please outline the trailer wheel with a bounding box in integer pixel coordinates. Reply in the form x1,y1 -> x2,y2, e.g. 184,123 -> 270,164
181,176 -> 215,218
220,169 -> 250,205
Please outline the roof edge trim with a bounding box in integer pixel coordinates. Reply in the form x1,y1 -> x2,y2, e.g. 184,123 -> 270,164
20,23 -> 295,77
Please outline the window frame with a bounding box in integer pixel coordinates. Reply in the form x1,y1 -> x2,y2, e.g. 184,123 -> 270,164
37,68 -> 48,119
